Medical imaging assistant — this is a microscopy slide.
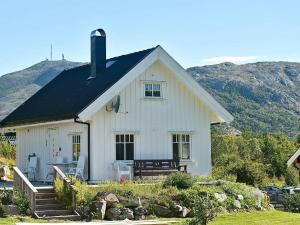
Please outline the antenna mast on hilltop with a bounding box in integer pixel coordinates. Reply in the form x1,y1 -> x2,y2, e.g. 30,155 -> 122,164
50,44 -> 53,61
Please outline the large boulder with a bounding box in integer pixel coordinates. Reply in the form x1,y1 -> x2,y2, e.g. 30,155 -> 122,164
96,192 -> 119,208
214,193 -> 227,203
152,204 -> 173,217
233,200 -> 241,209
105,207 -> 134,220
91,200 -> 106,220
237,194 -> 244,201
119,208 -> 134,220
248,188 -> 265,208
119,196 -> 142,208
173,204 -> 190,218
105,208 -> 121,220
134,206 -> 147,220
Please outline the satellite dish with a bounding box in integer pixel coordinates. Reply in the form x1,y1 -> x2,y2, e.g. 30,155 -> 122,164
105,95 -> 124,113
113,95 -> 120,113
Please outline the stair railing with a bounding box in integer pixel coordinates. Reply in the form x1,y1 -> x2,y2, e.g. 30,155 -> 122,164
53,166 -> 76,210
13,167 -> 38,211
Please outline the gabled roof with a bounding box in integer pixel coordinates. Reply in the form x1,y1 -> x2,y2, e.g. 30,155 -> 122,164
287,148 -> 300,167
0,47 -> 156,127
78,46 -> 234,123
1,45 -> 234,128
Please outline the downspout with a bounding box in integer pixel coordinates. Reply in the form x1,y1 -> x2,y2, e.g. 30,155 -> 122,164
74,117 -> 91,181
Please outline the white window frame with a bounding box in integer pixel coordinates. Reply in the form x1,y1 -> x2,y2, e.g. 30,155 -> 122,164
115,134 -> 135,161
72,134 -> 81,162
172,133 -> 191,160
144,82 -> 162,98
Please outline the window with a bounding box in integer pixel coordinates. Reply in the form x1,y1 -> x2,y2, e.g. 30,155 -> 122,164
144,83 -> 161,98
172,134 -> 191,160
116,134 -> 134,160
72,135 -> 81,161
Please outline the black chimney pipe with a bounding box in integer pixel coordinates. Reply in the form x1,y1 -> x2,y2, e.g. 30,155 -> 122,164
90,28 -> 106,78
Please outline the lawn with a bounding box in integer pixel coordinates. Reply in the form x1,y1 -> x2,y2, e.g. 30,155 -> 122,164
0,216 -> 48,225
1,211 -> 300,225
210,211 -> 300,225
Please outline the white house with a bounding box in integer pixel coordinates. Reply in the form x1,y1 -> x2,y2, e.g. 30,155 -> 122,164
1,29 -> 233,182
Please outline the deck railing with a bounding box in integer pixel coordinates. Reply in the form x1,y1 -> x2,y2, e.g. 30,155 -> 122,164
13,167 -> 38,211
53,166 -> 76,210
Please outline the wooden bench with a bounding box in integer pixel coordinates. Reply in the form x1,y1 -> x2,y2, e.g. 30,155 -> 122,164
133,159 -> 187,179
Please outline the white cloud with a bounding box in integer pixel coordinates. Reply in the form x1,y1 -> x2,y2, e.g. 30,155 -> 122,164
201,56 -> 261,65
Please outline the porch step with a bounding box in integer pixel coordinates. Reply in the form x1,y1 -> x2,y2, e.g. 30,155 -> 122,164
36,198 -> 59,205
36,192 -> 57,199
34,186 -> 79,221
34,212 -> 80,220
35,209 -> 75,217
36,187 -> 55,193
36,203 -> 65,210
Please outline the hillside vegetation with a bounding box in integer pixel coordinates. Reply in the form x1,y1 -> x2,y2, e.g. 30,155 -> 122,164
188,62 -> 300,138
0,60 -> 84,121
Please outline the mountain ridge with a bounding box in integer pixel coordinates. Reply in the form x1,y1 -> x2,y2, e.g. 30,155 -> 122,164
0,60 -> 299,137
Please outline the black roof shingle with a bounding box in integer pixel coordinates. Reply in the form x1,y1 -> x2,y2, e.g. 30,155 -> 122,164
1,46 -> 157,127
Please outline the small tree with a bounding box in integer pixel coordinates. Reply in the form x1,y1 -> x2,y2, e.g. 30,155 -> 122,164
188,194 -> 217,225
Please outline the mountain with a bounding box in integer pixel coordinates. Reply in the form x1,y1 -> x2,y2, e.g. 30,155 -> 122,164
0,60 -> 84,121
0,60 -> 299,138
187,62 -> 300,138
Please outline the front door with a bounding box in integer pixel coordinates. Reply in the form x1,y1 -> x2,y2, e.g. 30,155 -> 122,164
47,128 -> 59,163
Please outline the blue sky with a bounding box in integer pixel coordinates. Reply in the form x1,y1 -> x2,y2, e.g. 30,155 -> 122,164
0,0 -> 300,75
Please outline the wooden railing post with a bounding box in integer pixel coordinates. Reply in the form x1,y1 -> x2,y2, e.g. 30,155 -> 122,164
53,166 -> 77,211
13,167 -> 38,213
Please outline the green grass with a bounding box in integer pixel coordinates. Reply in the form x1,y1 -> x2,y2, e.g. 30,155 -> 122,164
0,216 -> 48,225
210,211 -> 300,225
170,211 -> 300,225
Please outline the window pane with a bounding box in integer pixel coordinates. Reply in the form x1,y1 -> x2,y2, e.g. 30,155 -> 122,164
186,135 -> 189,142
145,84 -> 152,91
72,135 -> 80,161
130,135 -> 134,142
172,135 -> 176,143
182,143 -> 190,159
182,135 -> 185,142
126,134 -> 130,142
173,143 -> 179,160
116,143 -> 124,160
153,91 -> 161,97
145,91 -> 152,97
116,135 -> 120,142
153,84 -> 161,91
120,134 -> 124,142
126,143 -> 134,160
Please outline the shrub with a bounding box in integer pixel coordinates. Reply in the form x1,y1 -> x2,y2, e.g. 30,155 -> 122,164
13,190 -> 29,214
54,178 -> 73,208
235,161 -> 267,187
283,193 -> 300,212
187,194 -> 217,225
0,188 -> 13,205
0,141 -> 15,159
164,172 -> 194,189
285,167 -> 299,186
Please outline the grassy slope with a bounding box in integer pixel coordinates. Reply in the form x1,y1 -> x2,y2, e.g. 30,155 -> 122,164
210,211 -> 300,225
0,216 -> 48,224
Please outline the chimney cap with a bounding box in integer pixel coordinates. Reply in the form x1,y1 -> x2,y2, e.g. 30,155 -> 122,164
91,28 -> 106,37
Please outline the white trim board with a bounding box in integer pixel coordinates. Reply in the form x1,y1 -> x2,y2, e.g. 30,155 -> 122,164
3,119 -> 74,130
287,148 -> 300,167
78,46 -> 234,123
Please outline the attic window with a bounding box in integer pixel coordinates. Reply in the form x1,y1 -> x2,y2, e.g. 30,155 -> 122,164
144,83 -> 161,98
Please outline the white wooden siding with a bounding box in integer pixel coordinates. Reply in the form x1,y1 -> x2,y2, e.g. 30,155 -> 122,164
16,122 -> 88,180
90,61 -> 217,181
